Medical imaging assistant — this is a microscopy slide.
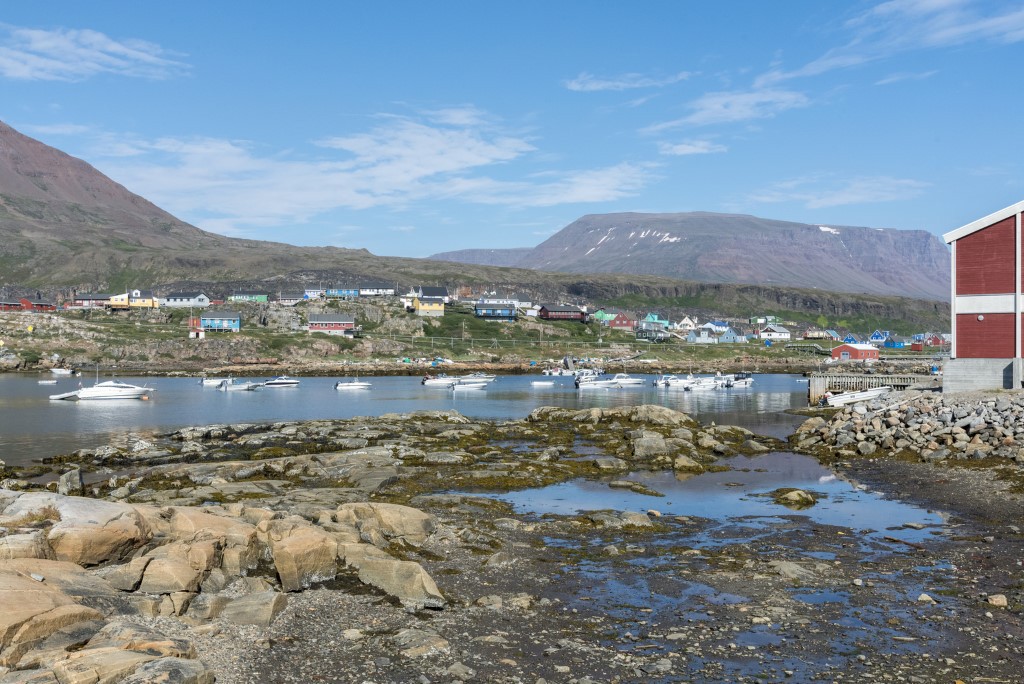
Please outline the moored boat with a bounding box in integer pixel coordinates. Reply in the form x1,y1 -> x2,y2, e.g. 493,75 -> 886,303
264,375 -> 300,387
335,380 -> 372,390
200,377 -> 229,387
217,380 -> 264,392
50,380 -> 153,401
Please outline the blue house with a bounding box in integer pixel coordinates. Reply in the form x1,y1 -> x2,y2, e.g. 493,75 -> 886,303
200,310 -> 241,333
868,330 -> 890,345
883,335 -> 908,349
719,327 -> 748,344
643,312 -> 670,327
325,287 -> 359,299
825,329 -> 842,341
686,329 -> 718,344
475,303 -> 517,322
842,333 -> 860,344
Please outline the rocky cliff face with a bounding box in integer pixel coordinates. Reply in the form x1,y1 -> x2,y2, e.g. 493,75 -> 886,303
431,212 -> 952,301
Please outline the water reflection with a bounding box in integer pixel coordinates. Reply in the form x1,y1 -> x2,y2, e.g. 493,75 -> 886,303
0,373 -> 809,465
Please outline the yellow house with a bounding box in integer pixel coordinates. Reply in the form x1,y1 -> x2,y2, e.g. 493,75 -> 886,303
413,296 -> 445,317
109,289 -> 160,310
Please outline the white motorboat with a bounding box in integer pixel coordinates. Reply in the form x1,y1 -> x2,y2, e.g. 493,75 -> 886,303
38,379 -> 58,385
727,372 -> 754,388
458,372 -> 497,383
825,386 -> 892,407
685,376 -> 720,391
50,380 -> 153,401
217,380 -> 263,392
609,373 -> 645,386
450,382 -> 486,391
50,368 -> 74,376
335,380 -> 372,390
422,373 -> 454,386
531,380 -> 555,387
199,377 -> 229,387
264,375 -> 300,388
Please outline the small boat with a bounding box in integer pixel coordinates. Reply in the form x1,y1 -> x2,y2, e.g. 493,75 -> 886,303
531,380 -> 555,387
824,386 -> 892,407
608,373 -> 645,386
199,377 -> 229,387
50,380 -> 153,401
727,372 -> 754,388
217,380 -> 263,392
685,376 -> 720,391
335,380 -> 372,390
38,379 -> 58,385
458,372 -> 497,383
50,368 -> 75,376
422,373 -> 454,386
264,375 -> 300,388
450,382 -> 486,391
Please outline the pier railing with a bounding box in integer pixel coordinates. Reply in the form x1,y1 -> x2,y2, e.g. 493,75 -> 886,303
808,373 -> 935,404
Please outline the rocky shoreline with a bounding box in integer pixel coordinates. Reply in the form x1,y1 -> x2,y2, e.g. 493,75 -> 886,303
2,400 -> 1023,683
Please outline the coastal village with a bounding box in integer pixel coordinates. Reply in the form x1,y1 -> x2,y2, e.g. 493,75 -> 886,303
1,283 -> 950,353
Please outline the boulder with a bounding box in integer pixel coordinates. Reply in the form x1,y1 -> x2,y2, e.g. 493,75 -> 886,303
1,493 -> 151,566
220,590 -> 287,626
0,568 -> 103,668
256,519 -> 338,591
118,656 -> 215,684
335,503 -> 436,547
50,647 -> 157,683
0,531 -> 55,561
356,559 -> 446,611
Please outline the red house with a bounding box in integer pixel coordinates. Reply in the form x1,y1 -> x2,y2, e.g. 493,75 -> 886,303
307,313 -> 355,335
830,343 -> 879,362
19,298 -> 56,312
943,200 -> 1024,391
608,312 -> 636,331
538,304 -> 586,322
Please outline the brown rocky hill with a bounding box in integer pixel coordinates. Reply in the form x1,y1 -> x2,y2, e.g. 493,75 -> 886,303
0,120 -> 948,329
431,212 -> 952,301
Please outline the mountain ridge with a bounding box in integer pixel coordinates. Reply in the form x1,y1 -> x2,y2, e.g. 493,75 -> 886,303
430,211 -> 951,301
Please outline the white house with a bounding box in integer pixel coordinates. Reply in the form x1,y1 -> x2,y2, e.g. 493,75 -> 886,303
758,324 -> 791,341
161,291 -> 211,308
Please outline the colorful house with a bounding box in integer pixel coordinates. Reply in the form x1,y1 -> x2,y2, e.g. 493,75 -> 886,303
162,292 -> 210,308
831,343 -> 879,361
325,287 -> 359,299
109,289 -> 160,310
359,283 -> 395,297
199,311 -> 241,332
276,293 -> 306,306
70,293 -> 112,309
609,312 -> 636,331
758,324 -> 791,341
228,292 -> 269,303
414,296 -> 445,317
474,302 -> 516,322
719,327 -> 748,344
686,329 -> 718,344
538,304 -> 586,322
868,330 -> 890,346
842,333 -> 861,344
643,312 -> 670,327
307,313 -> 356,335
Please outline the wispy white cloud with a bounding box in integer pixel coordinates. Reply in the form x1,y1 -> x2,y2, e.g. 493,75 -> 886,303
756,0 -> 1024,87
874,69 -> 938,85
749,174 -> 930,209
645,89 -> 809,131
658,139 -> 727,156
565,70 -> 690,92
0,25 -> 188,81
19,122 -> 91,136
79,110 -> 655,238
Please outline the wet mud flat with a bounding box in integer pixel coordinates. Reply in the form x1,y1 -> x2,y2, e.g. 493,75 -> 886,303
4,404 -> 1023,683
209,459 -> 1023,680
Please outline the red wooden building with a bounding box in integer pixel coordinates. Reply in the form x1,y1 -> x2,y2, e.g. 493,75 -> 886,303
538,304 -> 586,322
830,343 -> 879,362
943,200 -> 1024,391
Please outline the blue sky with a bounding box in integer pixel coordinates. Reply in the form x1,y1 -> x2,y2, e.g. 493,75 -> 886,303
2,1 -> 1023,257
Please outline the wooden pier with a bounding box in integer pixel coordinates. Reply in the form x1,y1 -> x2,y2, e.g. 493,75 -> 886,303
807,373 -> 935,404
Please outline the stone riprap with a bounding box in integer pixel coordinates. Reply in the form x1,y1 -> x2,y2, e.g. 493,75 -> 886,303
792,390 -> 1024,464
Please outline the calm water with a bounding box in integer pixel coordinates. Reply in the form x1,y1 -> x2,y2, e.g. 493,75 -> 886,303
0,372 -> 810,466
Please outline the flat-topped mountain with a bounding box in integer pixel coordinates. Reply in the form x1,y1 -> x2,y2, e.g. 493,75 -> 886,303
431,212 -> 951,301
